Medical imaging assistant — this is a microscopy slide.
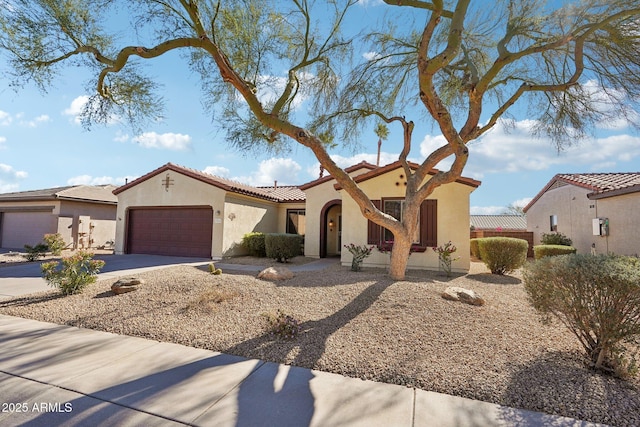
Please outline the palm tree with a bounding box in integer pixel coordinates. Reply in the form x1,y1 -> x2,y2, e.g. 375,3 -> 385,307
374,123 -> 389,166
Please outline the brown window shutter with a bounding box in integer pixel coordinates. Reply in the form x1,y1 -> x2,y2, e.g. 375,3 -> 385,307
367,200 -> 381,244
420,199 -> 437,247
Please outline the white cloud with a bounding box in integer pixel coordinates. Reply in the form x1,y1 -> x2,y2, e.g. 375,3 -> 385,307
0,136 -> 6,148
113,131 -> 130,143
0,163 -> 28,192
0,110 -> 12,126
470,205 -> 506,215
203,165 -> 231,177
132,132 -> 191,150
67,174 -> 132,186
21,114 -> 50,128
234,158 -> 302,186
363,51 -> 381,61
63,95 -> 90,124
304,152 -> 401,180
512,197 -> 532,208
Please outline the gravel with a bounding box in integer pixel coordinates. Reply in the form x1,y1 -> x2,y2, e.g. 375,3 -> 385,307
1,257 -> 638,426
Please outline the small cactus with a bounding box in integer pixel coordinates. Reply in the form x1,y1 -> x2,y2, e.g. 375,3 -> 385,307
213,268 -> 223,275
208,263 -> 215,273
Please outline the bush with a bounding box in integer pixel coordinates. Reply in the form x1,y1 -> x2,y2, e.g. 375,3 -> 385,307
541,232 -> 572,246
41,251 -> 105,295
470,238 -> 481,259
241,232 -> 266,257
43,233 -> 66,256
477,237 -> 528,275
23,243 -> 49,261
265,233 -> 302,263
264,309 -> 302,339
524,254 -> 640,377
534,244 -> 577,259
344,243 -> 374,271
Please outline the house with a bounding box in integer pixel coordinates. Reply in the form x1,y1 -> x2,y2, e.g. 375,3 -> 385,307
0,185 -> 117,250
470,215 -> 527,231
113,161 -> 481,272
523,173 -> 640,256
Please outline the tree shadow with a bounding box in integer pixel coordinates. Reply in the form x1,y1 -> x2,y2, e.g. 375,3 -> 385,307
500,351 -> 640,426
0,292 -> 64,307
465,273 -> 521,285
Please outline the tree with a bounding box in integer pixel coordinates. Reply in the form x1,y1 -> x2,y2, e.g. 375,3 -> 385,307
2,1 -> 638,280
374,122 -> 389,166
502,204 -> 525,216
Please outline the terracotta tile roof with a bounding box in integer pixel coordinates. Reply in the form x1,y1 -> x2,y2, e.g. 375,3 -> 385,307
470,215 -> 527,230
524,172 -> 640,212
299,161 -> 377,190
256,185 -> 306,202
0,185 -> 117,204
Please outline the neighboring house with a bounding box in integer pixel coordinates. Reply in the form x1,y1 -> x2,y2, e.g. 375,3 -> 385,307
0,185 -> 117,250
470,215 -> 527,231
524,173 -> 640,256
113,161 -> 480,272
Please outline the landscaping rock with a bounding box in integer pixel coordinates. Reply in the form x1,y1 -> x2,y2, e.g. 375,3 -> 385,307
257,266 -> 294,281
442,286 -> 485,306
111,277 -> 145,295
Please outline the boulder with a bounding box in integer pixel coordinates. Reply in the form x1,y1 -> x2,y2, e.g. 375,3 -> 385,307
442,286 -> 485,306
111,277 -> 145,295
257,266 -> 294,281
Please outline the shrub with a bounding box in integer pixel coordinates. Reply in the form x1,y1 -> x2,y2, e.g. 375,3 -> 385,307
23,243 -> 49,261
41,251 -> 105,295
207,263 -> 223,275
534,244 -> 577,259
469,238 -> 481,259
433,241 -> 460,277
264,309 -> 302,339
477,237 -> 528,275
185,288 -> 237,312
523,254 -> 640,377
43,233 -> 66,256
344,243 -> 374,271
265,233 -> 302,263
541,232 -> 572,246
242,232 -> 266,257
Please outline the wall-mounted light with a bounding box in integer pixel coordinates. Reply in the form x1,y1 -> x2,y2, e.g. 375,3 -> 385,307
329,218 -> 334,230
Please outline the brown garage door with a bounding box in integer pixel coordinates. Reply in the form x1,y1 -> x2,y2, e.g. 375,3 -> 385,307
127,207 -> 213,257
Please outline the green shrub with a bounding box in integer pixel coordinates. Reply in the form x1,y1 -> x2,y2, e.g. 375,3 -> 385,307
43,233 -> 66,256
265,233 -> 302,263
23,243 -> 49,261
524,254 -> 640,377
470,238 -> 481,259
477,237 -> 528,275
541,232 -> 572,246
264,309 -> 302,339
242,232 -> 266,257
41,251 -> 105,295
534,244 -> 577,259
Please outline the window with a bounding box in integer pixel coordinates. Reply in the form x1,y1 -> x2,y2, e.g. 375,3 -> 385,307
367,199 -> 437,249
287,209 -> 306,235
550,214 -> 558,232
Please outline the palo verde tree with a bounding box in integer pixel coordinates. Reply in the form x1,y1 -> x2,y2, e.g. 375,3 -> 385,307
2,1 -> 639,279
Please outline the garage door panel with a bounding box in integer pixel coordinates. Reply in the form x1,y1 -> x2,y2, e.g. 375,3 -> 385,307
127,207 -> 212,257
1,212 -> 57,249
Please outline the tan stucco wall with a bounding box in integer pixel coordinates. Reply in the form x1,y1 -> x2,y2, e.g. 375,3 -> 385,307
527,184 -> 640,255
339,171 -> 473,272
114,171 -> 226,256
222,195 -> 279,256
303,181 -> 342,257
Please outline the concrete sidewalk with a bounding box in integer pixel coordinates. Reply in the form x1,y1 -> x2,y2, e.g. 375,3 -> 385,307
0,315 -> 600,427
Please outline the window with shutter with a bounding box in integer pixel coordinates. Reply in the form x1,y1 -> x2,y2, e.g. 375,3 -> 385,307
367,200 -> 381,244
366,198 -> 437,250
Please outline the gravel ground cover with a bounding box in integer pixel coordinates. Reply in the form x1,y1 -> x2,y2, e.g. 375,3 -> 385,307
1,257 -> 638,426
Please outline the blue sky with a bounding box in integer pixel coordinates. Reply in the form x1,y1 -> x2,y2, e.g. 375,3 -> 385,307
1,1 -> 639,214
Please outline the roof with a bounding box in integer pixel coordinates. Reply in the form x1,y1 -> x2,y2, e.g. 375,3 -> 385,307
113,163 -> 305,203
470,215 -> 527,230
299,161 -> 377,190
524,172 -> 640,212
0,185 -> 118,204
333,160 -> 482,190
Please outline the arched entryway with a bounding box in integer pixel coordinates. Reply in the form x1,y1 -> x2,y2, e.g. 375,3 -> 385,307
319,199 -> 342,258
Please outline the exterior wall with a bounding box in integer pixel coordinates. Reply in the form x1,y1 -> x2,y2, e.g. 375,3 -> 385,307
589,193 -> 640,256
223,195 -> 279,256
340,171 -> 474,273
277,203 -> 306,234
526,184 -> 596,254
114,171 -> 226,256
303,181 -> 342,258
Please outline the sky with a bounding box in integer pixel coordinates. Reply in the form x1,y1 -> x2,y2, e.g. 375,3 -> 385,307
1,1 -> 639,215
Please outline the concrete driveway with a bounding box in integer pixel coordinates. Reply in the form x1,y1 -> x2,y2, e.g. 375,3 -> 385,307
0,254 -> 211,300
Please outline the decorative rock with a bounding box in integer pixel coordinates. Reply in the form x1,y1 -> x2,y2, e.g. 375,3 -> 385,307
111,277 -> 145,295
257,266 -> 294,281
442,286 -> 485,306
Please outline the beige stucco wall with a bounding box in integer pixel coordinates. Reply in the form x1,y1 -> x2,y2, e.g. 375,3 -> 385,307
222,195 -> 279,256
114,171 -> 226,256
340,170 -> 474,273
303,181 -> 342,257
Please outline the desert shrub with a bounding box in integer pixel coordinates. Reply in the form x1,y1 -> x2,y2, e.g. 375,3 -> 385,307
433,241 -> 460,277
534,244 -> 577,259
23,243 -> 49,261
43,233 -> 66,256
264,309 -> 302,339
344,243 -> 374,271
524,254 -> 640,377
185,288 -> 236,312
41,251 -> 105,295
241,232 -> 266,257
541,232 -> 572,246
469,238 -> 481,259
265,233 -> 302,263
477,237 -> 528,275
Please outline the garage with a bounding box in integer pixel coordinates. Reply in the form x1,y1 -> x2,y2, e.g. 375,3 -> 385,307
126,207 -> 213,257
1,211 -> 57,249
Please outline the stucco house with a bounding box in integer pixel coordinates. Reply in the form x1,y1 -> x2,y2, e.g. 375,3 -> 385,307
0,185 -> 117,250
113,161 -> 480,272
523,173 -> 640,256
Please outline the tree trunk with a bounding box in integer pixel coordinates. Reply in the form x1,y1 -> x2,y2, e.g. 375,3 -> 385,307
388,232 -> 412,280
